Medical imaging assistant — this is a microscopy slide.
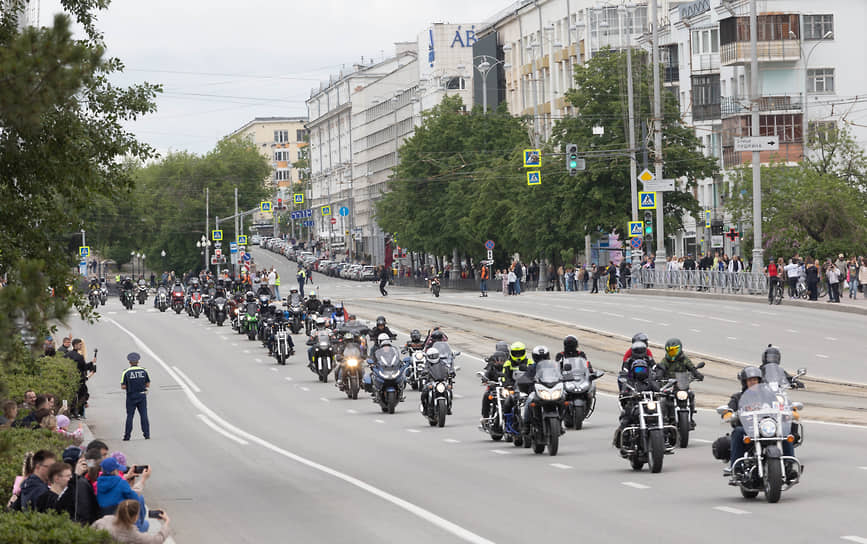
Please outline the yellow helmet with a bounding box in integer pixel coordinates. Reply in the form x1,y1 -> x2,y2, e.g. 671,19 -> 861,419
509,342 -> 527,360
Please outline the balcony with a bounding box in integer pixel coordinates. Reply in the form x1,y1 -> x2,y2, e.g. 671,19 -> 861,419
720,94 -> 803,118
720,40 -> 800,66
663,66 -> 680,84
719,14 -> 801,66
692,54 -> 720,73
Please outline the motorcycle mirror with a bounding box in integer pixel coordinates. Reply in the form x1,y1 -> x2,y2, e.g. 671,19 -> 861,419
475,370 -> 485,378
791,401 -> 804,411
715,405 -> 729,416
695,362 -> 706,369
453,351 -> 461,357
593,370 -> 605,379
617,376 -> 627,384
796,367 -> 807,377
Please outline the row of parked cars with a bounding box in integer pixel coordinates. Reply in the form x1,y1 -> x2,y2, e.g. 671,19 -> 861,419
259,238 -> 378,281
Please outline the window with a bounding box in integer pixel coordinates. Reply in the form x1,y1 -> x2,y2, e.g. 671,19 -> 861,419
759,113 -> 802,143
692,74 -> 721,121
691,28 -> 719,55
274,151 -> 290,161
296,129 -> 307,142
444,76 -> 466,90
807,68 -> 834,93
274,130 -> 289,143
275,170 -> 291,182
808,120 -> 836,141
803,15 -> 833,40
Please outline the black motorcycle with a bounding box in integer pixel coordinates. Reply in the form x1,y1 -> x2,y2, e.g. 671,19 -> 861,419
368,345 -> 405,414
561,357 -> 603,430
420,353 -> 454,427
286,299 -> 304,334
121,289 -> 135,310
660,362 -> 705,448
525,360 -> 566,456
88,289 -> 100,308
336,341 -> 365,399
403,347 -> 426,391
617,378 -> 678,473
155,287 -> 169,312
307,330 -> 335,383
477,374 -> 522,444
211,296 -> 227,326
271,320 -> 292,365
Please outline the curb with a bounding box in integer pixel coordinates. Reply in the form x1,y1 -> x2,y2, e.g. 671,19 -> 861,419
623,288 -> 867,316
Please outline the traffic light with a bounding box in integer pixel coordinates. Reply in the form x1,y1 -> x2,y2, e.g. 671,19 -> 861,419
710,219 -> 724,235
644,211 -> 654,244
277,198 -> 283,210
566,143 -> 580,176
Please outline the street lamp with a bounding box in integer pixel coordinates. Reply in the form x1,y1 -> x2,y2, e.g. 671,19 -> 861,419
160,249 -> 166,273
472,55 -> 504,113
791,30 -> 833,156
141,254 -> 146,278
130,250 -> 135,277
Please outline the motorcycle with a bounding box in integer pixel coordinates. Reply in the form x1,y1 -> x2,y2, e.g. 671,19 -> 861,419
427,277 -> 441,297
525,360 -> 566,456
308,330 -> 335,382
242,302 -> 259,340
121,289 -> 135,310
272,320 -> 292,365
188,291 -> 203,318
336,341 -> 365,399
155,288 -> 169,312
419,352 -> 454,427
617,378 -> 678,473
88,289 -> 101,308
212,295 -> 227,326
660,362 -> 705,448
170,287 -> 185,314
136,285 -> 148,305
286,299 -> 304,334
98,283 -> 108,305
368,345 -> 405,414
477,373 -> 522,444
403,347 -> 426,391
561,357 -> 603,430
716,383 -> 803,502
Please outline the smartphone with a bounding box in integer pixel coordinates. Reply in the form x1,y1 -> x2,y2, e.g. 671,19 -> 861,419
86,460 -> 96,468
62,399 -> 68,409
147,509 -> 163,519
133,465 -> 149,474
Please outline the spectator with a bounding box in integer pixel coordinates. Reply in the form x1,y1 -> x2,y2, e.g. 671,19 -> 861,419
514,261 -> 523,295
806,259 -> 820,300
33,461 -> 72,512
96,457 -> 149,532
0,400 -> 16,426
826,260 -> 841,303
58,335 -> 73,355
58,445 -> 99,524
267,267 -> 277,298
55,414 -> 84,444
590,264 -> 599,294
784,259 -> 800,299
860,258 -> 867,296
19,390 -> 37,413
13,394 -> 50,428
766,258 -> 779,304
507,268 -> 516,295
847,257 -> 859,300
20,450 -> 56,510
66,338 -> 96,419
92,499 -> 171,543
581,266 -> 589,291
43,336 -> 57,357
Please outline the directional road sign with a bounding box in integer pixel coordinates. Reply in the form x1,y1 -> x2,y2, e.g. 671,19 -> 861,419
734,136 -> 779,152
628,221 -> 644,237
238,235 -> 248,245
260,201 -> 272,213
339,206 -> 349,217
523,149 -> 541,168
294,193 -> 304,204
78,246 -> 90,258
527,171 -> 541,186
630,237 -> 643,250
638,192 -> 657,210
643,178 -> 675,192
485,240 -> 495,250
212,229 -> 223,241
321,205 -> 331,216
303,220 -> 314,227
637,169 -> 655,183
243,253 -> 251,262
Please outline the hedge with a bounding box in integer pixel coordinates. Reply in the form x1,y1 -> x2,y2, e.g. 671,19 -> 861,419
1,353 -> 80,409
0,511 -> 112,543
0,429 -> 72,501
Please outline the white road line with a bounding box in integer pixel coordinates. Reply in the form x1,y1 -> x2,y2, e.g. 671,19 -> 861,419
709,316 -> 738,324
231,343 -> 238,347
816,354 -> 829,359
346,409 -> 358,414
689,328 -> 701,333
255,358 -> 263,363
300,386 -> 310,392
146,309 -> 157,313
785,329 -> 798,333
284,377 -> 293,382
444,438 -> 460,444
692,438 -> 712,444
726,336 -> 737,340
375,419 -> 385,424
407,429 -> 421,433
549,463 -> 572,470
270,368 -> 278,372
631,317 -> 652,323
490,449 -> 510,455
196,414 -> 248,445
602,311 -> 624,318
713,506 -> 750,515
108,311 -> 117,314
110,316 -> 495,544
679,311 -> 702,318
858,466 -> 867,471
580,308 -> 597,313
171,366 -> 201,393
750,323 -> 761,327
842,537 -> 867,544
320,397 -> 330,403
621,482 -> 650,489
658,323 -> 670,327
243,349 -> 251,354
825,336 -> 838,341
752,310 -> 775,316
129,311 -> 137,314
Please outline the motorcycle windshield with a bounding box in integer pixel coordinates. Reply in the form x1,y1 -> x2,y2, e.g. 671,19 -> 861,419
432,341 -> 453,363
246,302 -> 258,315
762,363 -> 788,391
375,347 -> 400,371
343,344 -> 362,359
535,360 -> 562,387
738,384 -> 792,438
427,360 -> 450,381
561,357 -> 588,380
289,294 -> 302,305
316,332 -> 331,346
675,372 -> 691,390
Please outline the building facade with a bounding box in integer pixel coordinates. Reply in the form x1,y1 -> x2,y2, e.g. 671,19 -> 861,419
229,117 -> 308,192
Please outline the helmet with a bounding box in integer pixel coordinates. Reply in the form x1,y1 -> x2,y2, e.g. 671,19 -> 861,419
509,342 -> 527,361
630,360 -> 650,380
431,329 -> 445,342
630,341 -> 647,358
322,298 -> 331,306
410,329 -> 422,342
376,316 -> 386,327
378,333 -> 392,347
425,347 -> 440,364
315,317 -> 326,328
761,344 -> 781,366
563,335 -> 579,353
309,290 -> 317,298
664,338 -> 683,359
490,351 -> 508,364
245,291 -> 255,301
531,345 -> 550,363
631,332 -> 649,345
495,341 -> 509,354
739,365 -> 764,389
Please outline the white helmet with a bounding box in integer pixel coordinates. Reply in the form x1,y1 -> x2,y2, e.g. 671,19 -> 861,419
425,347 -> 440,364
378,333 -> 392,347
315,317 -> 326,328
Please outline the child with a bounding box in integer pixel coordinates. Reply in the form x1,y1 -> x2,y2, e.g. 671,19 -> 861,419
55,414 -> 84,445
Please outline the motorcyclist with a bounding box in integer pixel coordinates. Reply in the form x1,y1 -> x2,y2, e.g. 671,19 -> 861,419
759,344 -> 804,389
304,291 -> 321,334
423,327 -> 448,349
521,346 -> 563,435
721,366 -> 797,480
265,306 -> 295,357
622,332 -> 654,364
656,338 -> 704,427
403,329 -> 426,353
613,359 -> 660,448
256,282 -> 272,300
369,316 -> 396,348
480,349 -> 509,423
503,341 -> 533,391
619,341 -> 654,390
555,335 -> 594,372
320,298 -> 336,318
121,276 -> 135,292
307,317 -> 330,369
88,277 -> 100,292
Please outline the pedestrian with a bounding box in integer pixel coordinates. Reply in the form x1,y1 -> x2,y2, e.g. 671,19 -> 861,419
121,353 -> 150,441
296,266 -> 306,298
499,269 -> 508,295
479,263 -> 489,297
590,264 -> 599,294
766,258 -> 779,304
826,260 -> 841,303
273,270 -> 281,300
859,258 -> 867,297
66,339 -> 95,419
784,259 -> 799,299
379,266 -> 388,296
514,262 -> 523,295
805,259 -> 819,300
847,257 -> 859,300
267,268 -> 277,299
507,268 -> 516,295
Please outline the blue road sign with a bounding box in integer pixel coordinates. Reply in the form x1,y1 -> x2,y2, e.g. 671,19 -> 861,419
303,220 -> 315,227
260,201 -> 272,213
212,229 -> 223,241
628,221 -> 644,237
294,193 -> 304,204
523,149 -> 541,168
630,237 -> 643,250
527,171 -> 541,186
339,206 -> 349,217
638,192 -> 657,210
485,240 -> 495,250
238,235 -> 248,245
230,242 -> 238,254
78,246 -> 90,258
242,252 -> 251,262
321,205 -> 331,216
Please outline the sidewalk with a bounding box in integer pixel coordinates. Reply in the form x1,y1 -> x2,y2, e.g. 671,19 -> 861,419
625,285 -> 867,316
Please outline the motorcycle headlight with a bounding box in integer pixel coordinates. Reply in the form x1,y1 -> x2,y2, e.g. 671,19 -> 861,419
319,342 -> 329,350
216,304 -> 225,311
234,309 -> 239,315
759,418 -> 777,438
535,383 -> 563,401
676,391 -> 688,401
346,358 -> 358,367
646,401 -> 657,412
435,382 -> 447,393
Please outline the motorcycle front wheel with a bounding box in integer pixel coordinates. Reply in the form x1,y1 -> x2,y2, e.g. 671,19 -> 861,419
547,418 -> 560,456
436,400 -> 447,428
572,405 -> 585,430
677,411 -> 690,448
648,429 -> 665,473
764,460 -> 783,503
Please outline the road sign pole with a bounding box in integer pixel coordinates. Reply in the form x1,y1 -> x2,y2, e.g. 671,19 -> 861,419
749,0 -> 764,270
651,0 -> 666,264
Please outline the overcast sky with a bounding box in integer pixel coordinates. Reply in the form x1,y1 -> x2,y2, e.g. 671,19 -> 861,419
40,0 -> 509,156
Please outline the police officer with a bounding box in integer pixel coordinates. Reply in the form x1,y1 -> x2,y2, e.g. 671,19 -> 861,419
121,352 -> 150,441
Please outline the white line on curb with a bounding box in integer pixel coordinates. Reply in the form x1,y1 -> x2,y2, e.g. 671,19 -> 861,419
842,536 -> 867,544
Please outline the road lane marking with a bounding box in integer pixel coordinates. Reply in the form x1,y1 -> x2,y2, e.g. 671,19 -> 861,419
679,312 -> 702,318
858,466 -> 867,471
602,312 -> 624,318
255,358 -> 263,363
196,414 -> 248,445
231,343 -> 238,347
243,349 -> 251,354
726,336 -> 737,340
621,482 -> 649,489
444,439 -> 460,444
579,308 -> 597,313
689,328 -> 701,333
147,309 -> 157,313
709,316 -> 738,324
816,354 -> 829,359
785,329 -> 798,333
692,438 -> 712,444
750,323 -> 761,327
550,463 -> 572,470
320,397 -> 330,403
752,310 -> 774,316
490,449 -> 510,455
100,311 -> 497,544
407,429 -> 421,433
270,368 -> 278,372
171,366 -> 201,393
713,506 -> 750,515
841,538 -> 867,544
346,409 -> 358,414
825,336 -> 838,341
284,377 -> 293,382
300,386 -> 310,392
108,311 -> 117,315
375,419 -> 385,424
631,317 -> 652,323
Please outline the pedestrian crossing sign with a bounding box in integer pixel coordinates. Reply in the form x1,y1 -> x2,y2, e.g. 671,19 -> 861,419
212,229 -> 223,241
628,221 -> 644,237
294,193 -> 304,204
704,209 -> 711,228
523,149 -> 541,168
78,246 -> 90,258
527,171 -> 541,186
237,235 -> 248,245
321,205 -> 331,216
260,201 -> 272,213
638,191 -> 657,210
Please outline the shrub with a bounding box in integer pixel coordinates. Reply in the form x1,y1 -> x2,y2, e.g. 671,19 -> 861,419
0,342 -> 79,409
0,428 -> 71,500
0,511 -> 112,543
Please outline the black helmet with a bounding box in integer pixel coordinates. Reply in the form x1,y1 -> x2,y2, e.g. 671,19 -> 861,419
531,345 -> 550,363
431,329 -> 445,342
376,316 -> 386,327
410,329 -> 421,342
495,341 -> 509,354
739,366 -> 764,390
664,338 -> 683,359
245,291 -> 255,301
631,332 -> 649,345
490,351 -> 508,364
630,341 -> 647,358
630,360 -> 650,380
563,335 -> 579,353
761,344 -> 781,366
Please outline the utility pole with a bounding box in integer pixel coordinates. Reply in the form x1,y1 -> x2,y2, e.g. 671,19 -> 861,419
234,187 -> 238,279
651,0 -> 666,264
205,187 -> 210,275
215,215 -> 220,277
624,8 -> 638,222
749,0 -> 763,269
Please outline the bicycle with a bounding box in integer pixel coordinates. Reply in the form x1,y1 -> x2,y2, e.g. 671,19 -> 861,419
770,280 -> 783,305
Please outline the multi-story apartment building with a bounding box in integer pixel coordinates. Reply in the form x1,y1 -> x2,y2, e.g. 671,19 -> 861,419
229,117 -> 308,191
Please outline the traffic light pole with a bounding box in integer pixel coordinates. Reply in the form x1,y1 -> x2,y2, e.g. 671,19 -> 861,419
651,0 -> 666,264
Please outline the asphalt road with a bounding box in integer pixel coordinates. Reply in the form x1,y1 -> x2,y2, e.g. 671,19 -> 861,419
72,250 -> 867,543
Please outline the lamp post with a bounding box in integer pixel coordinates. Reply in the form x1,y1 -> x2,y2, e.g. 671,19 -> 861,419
141,254 -> 146,279
130,251 -> 135,277
160,250 -> 166,272
198,235 -> 209,272
791,30 -> 833,156
472,55 -> 504,113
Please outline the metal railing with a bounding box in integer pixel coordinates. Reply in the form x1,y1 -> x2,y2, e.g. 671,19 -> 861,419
631,268 -> 768,295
